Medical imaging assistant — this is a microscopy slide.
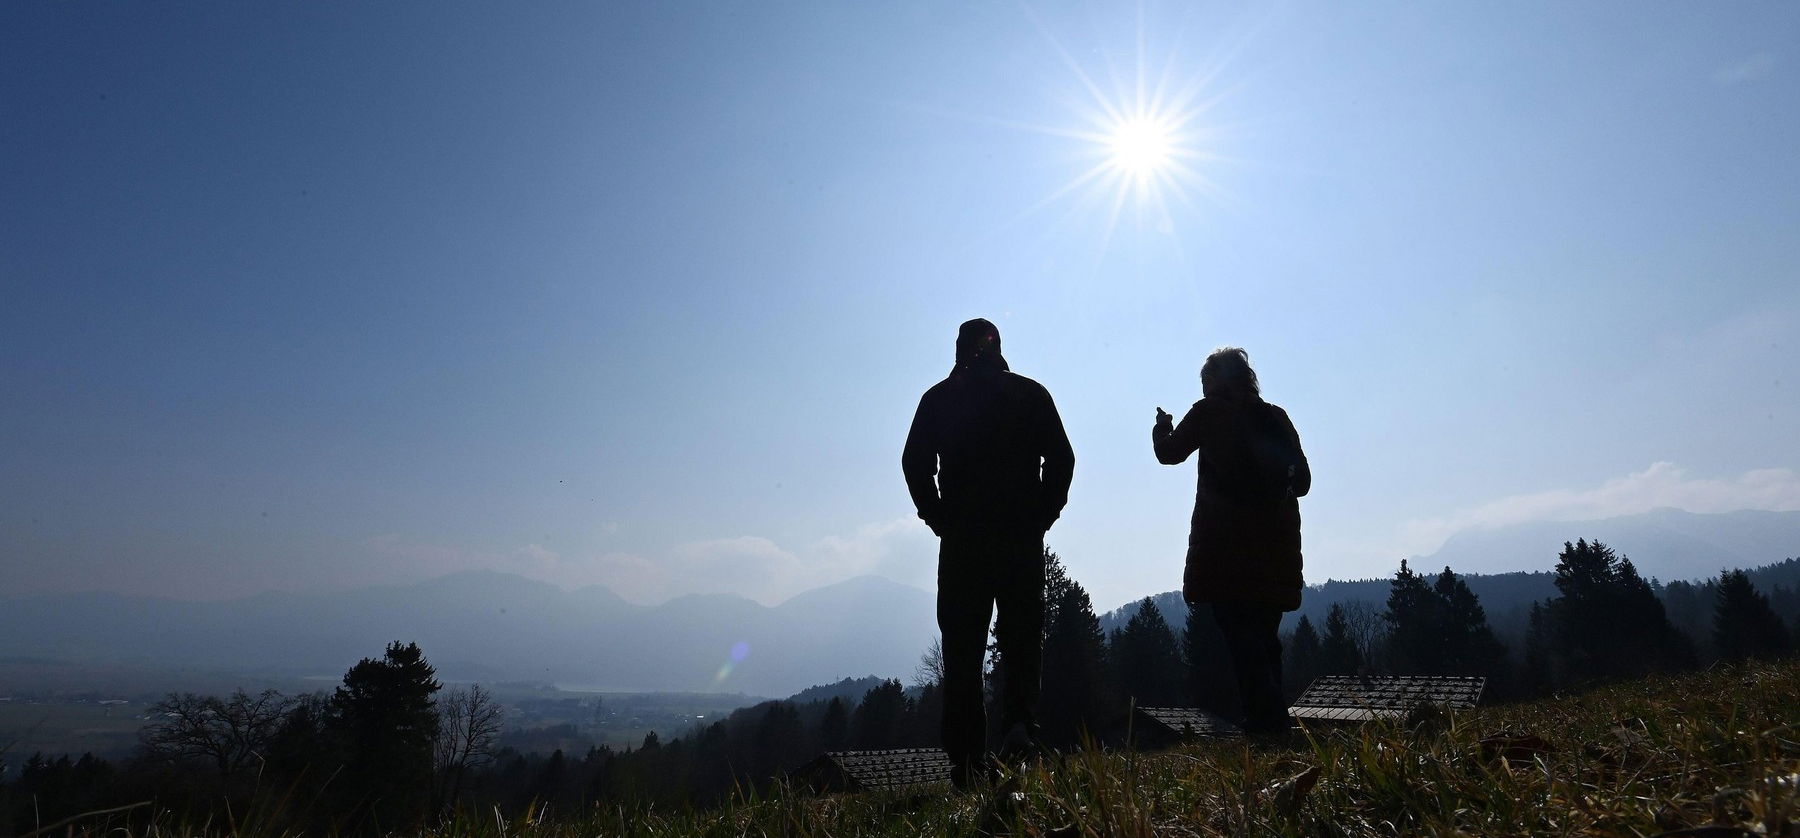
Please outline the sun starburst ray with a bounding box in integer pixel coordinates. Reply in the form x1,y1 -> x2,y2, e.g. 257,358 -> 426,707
940,3 -> 1260,257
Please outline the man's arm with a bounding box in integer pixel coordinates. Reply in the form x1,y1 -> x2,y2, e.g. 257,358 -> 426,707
1277,406 -> 1311,498
901,393 -> 945,532
1153,403 -> 1202,465
1037,388 -> 1075,531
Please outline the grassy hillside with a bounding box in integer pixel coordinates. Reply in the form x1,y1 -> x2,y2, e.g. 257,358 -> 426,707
31,659 -> 1800,837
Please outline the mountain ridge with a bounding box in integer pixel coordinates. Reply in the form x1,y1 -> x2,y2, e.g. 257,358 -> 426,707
8,509 -> 1791,695
0,571 -> 936,697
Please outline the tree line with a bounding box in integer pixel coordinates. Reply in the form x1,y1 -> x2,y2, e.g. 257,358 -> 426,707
4,541 -> 1794,832
3,642 -> 487,835
1281,540 -> 1794,701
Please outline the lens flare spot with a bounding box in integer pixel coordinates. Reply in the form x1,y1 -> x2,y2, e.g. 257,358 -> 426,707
714,641 -> 752,683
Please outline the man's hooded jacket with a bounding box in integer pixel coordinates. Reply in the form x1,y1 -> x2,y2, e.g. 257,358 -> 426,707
903,319 -> 1075,536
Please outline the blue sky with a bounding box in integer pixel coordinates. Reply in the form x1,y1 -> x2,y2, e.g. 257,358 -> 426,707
4,1 -> 1797,611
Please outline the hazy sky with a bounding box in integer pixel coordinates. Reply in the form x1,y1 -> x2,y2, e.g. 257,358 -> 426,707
5,2 -> 1797,612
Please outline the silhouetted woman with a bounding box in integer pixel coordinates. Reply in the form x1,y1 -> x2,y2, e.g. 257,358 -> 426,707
1152,347 -> 1309,735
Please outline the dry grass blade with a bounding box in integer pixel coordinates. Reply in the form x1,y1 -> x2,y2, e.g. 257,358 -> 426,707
17,801 -> 152,838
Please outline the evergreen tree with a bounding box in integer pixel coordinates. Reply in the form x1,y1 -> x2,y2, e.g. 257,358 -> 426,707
11,752 -> 116,830
1182,602 -> 1240,718
1041,547 -> 1072,641
1617,555 -> 1694,670
1111,598 -> 1184,707
1318,603 -> 1362,675
1713,569 -> 1792,662
1520,601 -> 1552,696
330,641 -> 442,828
618,732 -> 664,806
850,680 -> 909,750
1384,560 -> 1445,673
819,697 -> 849,751
1661,579 -> 1710,643
1037,547 -> 1112,747
525,749 -> 568,809
907,682 -> 943,747
1284,615 -> 1322,699
1434,567 -> 1508,678
1543,540 -> 1690,688
265,691 -> 333,781
1551,539 -> 1625,680
688,723 -> 731,801
1381,561 -> 1505,679
750,703 -> 805,777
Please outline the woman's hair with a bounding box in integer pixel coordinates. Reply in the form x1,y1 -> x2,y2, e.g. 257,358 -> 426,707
1201,346 -> 1260,399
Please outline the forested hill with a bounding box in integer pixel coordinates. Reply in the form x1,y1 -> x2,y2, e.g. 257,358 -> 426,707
786,675 -> 892,705
1102,556 -> 1800,641
1100,571 -> 1556,640
1101,508 -> 1799,639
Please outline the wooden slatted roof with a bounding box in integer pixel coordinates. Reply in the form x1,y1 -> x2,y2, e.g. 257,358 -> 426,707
793,748 -> 952,794
1289,675 -> 1485,721
1134,706 -> 1244,740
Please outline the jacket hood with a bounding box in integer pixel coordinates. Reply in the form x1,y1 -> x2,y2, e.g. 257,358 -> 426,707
952,317 -> 1009,375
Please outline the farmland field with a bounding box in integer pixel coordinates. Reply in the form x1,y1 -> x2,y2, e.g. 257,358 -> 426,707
0,700 -> 148,760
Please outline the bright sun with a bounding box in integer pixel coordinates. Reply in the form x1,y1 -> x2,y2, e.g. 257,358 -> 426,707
1105,114 -> 1176,178
993,8 -> 1235,249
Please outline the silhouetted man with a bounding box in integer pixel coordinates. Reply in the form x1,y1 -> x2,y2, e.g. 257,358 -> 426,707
903,318 -> 1074,786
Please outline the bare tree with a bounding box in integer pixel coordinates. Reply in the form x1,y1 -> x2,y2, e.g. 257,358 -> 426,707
434,685 -> 503,812
141,689 -> 294,776
914,638 -> 945,689
1339,600 -> 1391,673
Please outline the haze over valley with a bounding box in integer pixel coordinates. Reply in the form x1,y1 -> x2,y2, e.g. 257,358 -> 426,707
6,508 -> 1794,698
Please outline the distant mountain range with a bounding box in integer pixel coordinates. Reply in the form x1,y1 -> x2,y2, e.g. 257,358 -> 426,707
6,509 -> 1792,696
0,572 -> 937,698
1412,508 -> 1800,583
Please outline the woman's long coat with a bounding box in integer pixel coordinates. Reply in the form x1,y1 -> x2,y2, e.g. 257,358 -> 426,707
1153,396 -> 1310,611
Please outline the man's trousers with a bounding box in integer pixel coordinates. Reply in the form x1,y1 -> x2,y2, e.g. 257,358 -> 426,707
937,529 -> 1045,769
